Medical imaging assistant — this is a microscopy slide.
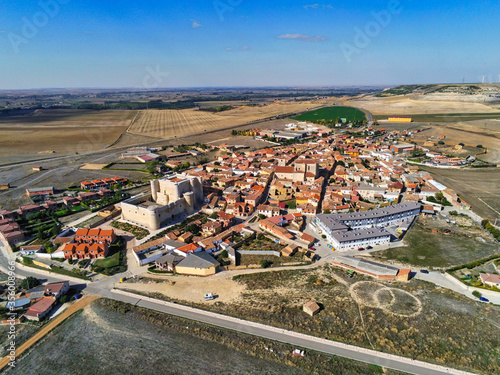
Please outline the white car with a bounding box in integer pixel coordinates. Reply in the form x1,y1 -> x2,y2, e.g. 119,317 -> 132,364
204,293 -> 215,301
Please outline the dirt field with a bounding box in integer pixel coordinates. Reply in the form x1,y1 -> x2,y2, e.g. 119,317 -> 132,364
127,102 -> 318,139
0,110 -> 137,164
190,266 -> 499,374
418,166 -> 500,220
372,216 -> 498,268
413,122 -> 500,164
347,96 -> 499,115
8,299 -> 393,375
121,274 -> 247,304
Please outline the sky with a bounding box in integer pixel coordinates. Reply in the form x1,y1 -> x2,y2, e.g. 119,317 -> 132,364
1,0 -> 500,89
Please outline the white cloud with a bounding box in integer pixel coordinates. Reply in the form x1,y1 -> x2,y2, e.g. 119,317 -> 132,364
240,46 -> 250,50
277,34 -> 328,42
191,20 -> 202,28
226,47 -> 233,51
304,4 -> 333,10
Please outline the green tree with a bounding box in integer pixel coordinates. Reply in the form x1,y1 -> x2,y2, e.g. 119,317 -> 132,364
21,276 -> 40,290
145,160 -> 160,174
260,259 -> 272,268
60,295 -> 70,303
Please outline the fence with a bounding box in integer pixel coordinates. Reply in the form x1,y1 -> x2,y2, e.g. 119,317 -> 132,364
238,250 -> 281,257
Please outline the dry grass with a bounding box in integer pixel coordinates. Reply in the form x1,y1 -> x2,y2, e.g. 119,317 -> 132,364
346,96 -> 499,115
0,110 -> 137,160
127,103 -> 317,139
9,299 -> 401,375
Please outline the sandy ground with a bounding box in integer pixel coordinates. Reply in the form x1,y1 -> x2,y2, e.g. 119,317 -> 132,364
0,110 -> 137,161
120,274 -> 247,304
346,96 -> 499,115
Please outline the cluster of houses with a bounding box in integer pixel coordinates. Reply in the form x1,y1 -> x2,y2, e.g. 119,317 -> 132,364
80,177 -> 128,191
3,281 -> 71,322
61,228 -> 116,260
132,222 -> 256,275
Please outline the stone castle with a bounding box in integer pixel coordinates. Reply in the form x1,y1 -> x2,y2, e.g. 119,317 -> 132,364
121,174 -> 203,230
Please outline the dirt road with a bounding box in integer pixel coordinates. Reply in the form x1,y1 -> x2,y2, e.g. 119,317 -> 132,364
0,295 -> 100,372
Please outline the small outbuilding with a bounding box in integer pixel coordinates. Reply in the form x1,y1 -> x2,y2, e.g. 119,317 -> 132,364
303,300 -> 321,317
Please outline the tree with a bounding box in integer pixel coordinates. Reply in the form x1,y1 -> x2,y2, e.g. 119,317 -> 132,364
260,259 -> 272,268
60,295 -> 70,303
476,145 -> 483,148
472,290 -> 481,299
220,250 -> 228,259
145,160 -> 161,174
438,140 -> 445,145
210,212 -> 218,219
21,276 -> 40,290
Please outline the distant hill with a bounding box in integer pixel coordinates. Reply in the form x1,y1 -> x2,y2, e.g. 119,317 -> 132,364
376,84 -> 500,103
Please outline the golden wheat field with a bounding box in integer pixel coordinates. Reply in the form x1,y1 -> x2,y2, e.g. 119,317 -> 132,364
127,102 -> 318,138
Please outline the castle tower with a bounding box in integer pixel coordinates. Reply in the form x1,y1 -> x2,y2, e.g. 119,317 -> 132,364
151,179 -> 160,202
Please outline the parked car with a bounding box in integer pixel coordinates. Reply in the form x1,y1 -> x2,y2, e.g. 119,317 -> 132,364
310,247 -> 316,251
204,293 -> 215,301
420,270 -> 429,274
479,297 -> 489,302
357,247 -> 365,251
74,293 -> 83,300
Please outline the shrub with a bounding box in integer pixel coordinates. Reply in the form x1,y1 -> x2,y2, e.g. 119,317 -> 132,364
472,290 -> 481,298
60,295 -> 69,303
21,276 -> 40,290
476,145 -> 483,148
260,260 -> 272,269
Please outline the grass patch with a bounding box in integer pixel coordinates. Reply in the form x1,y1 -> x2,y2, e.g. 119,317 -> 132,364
18,259 -> 91,280
292,106 -> 366,122
110,221 -> 150,240
94,251 -> 120,268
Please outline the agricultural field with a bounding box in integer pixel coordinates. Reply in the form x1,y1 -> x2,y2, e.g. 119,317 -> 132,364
372,216 -> 498,268
347,96 -> 499,115
417,167 -> 500,220
9,299 -> 403,375
292,106 -> 366,122
0,110 -> 137,164
127,102 -> 318,139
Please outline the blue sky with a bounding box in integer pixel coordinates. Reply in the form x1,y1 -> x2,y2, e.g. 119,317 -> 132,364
1,0 -> 499,89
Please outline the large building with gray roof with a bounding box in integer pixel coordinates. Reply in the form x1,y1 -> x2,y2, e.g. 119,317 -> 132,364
315,203 -> 421,251
331,202 -> 421,229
